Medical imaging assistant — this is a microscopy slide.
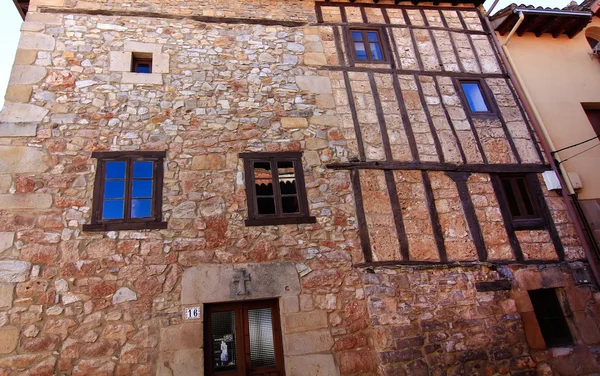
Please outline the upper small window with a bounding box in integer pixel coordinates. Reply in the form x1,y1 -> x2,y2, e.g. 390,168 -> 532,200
83,151 -> 167,231
460,80 -> 495,114
498,174 -> 543,230
132,53 -> 152,73
528,289 -> 573,348
350,29 -> 386,63
240,152 -> 316,226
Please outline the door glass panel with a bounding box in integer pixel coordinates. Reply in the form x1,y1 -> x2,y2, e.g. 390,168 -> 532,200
248,308 -> 276,369
211,311 -> 237,372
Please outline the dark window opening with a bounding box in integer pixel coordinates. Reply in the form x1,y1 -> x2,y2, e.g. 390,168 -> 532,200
204,300 -> 284,376
528,289 -> 573,348
132,53 -> 152,73
584,107 -> 600,138
83,151 -> 167,232
497,174 -> 544,230
349,28 -> 387,63
241,152 -> 316,226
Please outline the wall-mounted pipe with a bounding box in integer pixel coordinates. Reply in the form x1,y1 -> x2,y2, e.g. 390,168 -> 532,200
482,13 -> 600,284
503,11 -> 524,46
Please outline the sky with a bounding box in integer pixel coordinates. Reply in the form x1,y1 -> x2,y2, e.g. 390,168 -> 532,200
0,0 -> 579,109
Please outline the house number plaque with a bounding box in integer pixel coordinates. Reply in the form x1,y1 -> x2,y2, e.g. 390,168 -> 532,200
185,306 -> 201,320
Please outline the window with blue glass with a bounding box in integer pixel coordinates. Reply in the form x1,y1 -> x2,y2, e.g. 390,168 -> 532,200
84,151 -> 166,231
350,29 -> 386,62
132,53 -> 152,74
459,80 -> 495,116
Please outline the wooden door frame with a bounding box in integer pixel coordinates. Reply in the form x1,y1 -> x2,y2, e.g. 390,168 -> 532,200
204,299 -> 285,376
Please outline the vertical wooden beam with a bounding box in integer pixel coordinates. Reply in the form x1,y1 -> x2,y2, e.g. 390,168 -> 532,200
391,74 -> 419,161
344,71 -> 366,161
446,171 -> 488,261
385,171 -> 410,260
528,174 -> 565,260
433,76 -> 467,163
421,9 -> 445,72
332,26 -> 347,67
490,174 -> 525,261
422,170 -> 447,262
439,10 -> 465,73
351,169 -> 373,262
403,8 -> 425,71
368,73 -> 393,161
415,74 -> 445,163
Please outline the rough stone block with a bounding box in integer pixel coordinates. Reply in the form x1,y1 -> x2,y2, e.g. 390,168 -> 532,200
286,354 -> 339,376
304,53 -> 327,66
0,261 -> 30,283
124,41 -> 162,54
0,284 -> 14,309
109,51 -> 132,72
0,103 -> 49,123
20,22 -> 45,32
157,349 -> 203,376
309,115 -> 340,126
121,72 -> 163,85
18,33 -> 56,51
284,310 -> 328,334
303,150 -> 321,166
0,194 -> 52,210
0,146 -> 47,173
515,267 -> 566,290
153,53 -> 170,74
0,233 -> 14,252
296,76 -> 332,94
31,0 -> 65,6
0,326 -> 19,354
281,117 -> 308,129
5,85 -> 33,103
0,122 -> 37,137
113,287 -> 137,304
160,322 -> 203,352
24,13 -> 62,25
191,154 -> 225,170
182,263 -> 301,304
285,329 -> 334,355
13,49 -> 37,65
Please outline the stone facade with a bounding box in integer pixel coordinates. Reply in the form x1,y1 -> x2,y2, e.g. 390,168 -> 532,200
0,0 -> 598,375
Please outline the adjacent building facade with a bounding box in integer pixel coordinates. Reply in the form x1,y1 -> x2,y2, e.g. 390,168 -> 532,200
0,0 -> 598,375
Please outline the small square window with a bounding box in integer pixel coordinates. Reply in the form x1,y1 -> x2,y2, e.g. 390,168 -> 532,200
528,289 -> 573,348
349,28 -> 387,63
497,174 -> 544,230
240,152 -> 316,226
83,151 -> 167,231
459,80 -> 496,117
132,53 -> 152,74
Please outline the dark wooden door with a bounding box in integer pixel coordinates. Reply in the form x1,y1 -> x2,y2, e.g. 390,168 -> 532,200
204,300 -> 285,376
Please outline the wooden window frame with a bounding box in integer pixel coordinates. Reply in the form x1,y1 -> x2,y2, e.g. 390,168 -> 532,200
346,27 -> 389,64
240,152 -> 316,226
457,79 -> 498,119
82,151 -> 167,232
496,174 -> 544,231
204,299 -> 285,376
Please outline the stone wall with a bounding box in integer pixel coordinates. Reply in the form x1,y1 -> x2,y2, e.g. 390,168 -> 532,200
0,0 -> 597,375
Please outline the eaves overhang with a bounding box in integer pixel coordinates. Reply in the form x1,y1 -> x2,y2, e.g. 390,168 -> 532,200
491,4 -> 593,39
13,0 -> 29,19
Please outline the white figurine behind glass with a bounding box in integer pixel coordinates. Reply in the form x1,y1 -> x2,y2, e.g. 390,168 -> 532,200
220,340 -> 228,364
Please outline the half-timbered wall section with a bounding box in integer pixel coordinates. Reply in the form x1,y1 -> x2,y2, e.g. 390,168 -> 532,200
317,2 -> 575,266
